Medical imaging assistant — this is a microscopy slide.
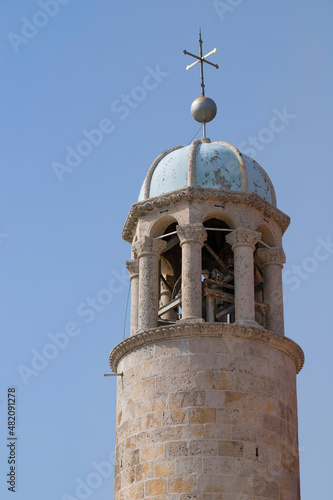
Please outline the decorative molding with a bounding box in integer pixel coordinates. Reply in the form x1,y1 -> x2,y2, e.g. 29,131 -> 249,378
188,140 -> 200,187
122,187 -> 290,243
109,322 -> 304,374
226,227 -> 261,250
177,224 -> 207,246
257,247 -> 286,267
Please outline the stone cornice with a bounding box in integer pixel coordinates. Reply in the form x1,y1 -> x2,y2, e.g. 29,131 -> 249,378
122,187 -> 290,243
109,323 -> 304,374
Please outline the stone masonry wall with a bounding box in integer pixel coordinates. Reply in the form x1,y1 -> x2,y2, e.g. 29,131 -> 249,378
113,329 -> 301,500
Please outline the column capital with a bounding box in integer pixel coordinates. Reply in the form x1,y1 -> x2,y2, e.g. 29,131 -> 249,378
256,247 -> 286,268
126,260 -> 139,280
133,236 -> 167,259
177,224 -> 207,247
226,228 -> 261,250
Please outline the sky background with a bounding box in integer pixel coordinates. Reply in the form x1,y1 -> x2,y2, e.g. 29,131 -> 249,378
0,1 -> 332,499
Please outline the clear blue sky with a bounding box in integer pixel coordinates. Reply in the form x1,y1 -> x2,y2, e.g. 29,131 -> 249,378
1,1 -> 332,499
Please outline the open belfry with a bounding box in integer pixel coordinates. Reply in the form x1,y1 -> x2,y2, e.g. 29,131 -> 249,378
108,34 -> 304,499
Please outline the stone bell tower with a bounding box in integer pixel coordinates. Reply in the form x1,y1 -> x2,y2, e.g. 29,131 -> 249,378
109,37 -> 304,500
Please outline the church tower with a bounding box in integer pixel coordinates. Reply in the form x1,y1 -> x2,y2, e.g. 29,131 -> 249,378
109,36 -> 304,499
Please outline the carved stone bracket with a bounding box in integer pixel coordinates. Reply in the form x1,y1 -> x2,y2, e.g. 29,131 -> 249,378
177,224 -> 207,247
226,228 -> 261,250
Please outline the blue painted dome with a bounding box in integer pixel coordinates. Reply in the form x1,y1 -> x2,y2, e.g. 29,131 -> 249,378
138,139 -> 276,206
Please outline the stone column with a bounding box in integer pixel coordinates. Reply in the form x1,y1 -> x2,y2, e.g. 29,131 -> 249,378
133,236 -> 166,331
126,260 -> 139,336
177,224 -> 207,322
257,247 -> 286,335
226,228 -> 261,327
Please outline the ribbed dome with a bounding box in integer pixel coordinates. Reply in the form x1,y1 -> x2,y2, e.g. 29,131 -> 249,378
138,139 -> 276,207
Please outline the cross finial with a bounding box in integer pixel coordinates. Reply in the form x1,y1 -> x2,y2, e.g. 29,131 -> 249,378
183,29 -> 219,97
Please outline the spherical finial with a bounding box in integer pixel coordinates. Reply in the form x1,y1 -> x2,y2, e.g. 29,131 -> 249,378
191,96 -> 217,123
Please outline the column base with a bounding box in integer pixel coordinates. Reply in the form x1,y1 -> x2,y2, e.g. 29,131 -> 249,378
234,318 -> 263,328
179,317 -> 205,323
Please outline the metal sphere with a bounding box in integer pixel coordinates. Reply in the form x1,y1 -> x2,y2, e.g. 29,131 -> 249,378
190,96 -> 217,123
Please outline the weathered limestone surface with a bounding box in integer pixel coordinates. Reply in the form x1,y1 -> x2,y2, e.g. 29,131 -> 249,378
126,260 -> 139,336
133,236 -> 166,331
257,248 -> 286,336
177,224 -> 207,322
226,228 -> 261,328
112,323 -> 303,499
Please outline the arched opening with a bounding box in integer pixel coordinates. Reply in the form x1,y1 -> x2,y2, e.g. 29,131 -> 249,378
154,220 -> 182,325
253,224 -> 274,328
256,223 -> 275,247
202,218 -> 235,323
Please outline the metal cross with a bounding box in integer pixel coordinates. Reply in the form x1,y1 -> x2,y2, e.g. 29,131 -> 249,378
183,29 -> 219,97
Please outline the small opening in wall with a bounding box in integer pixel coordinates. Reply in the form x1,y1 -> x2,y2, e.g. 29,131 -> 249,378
214,204 -> 225,208
256,447 -> 259,457
160,209 -> 169,214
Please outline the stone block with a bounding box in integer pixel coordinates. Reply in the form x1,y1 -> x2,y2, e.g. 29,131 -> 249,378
165,440 -> 189,458
144,478 -> 168,496
224,475 -> 253,495
150,395 -> 167,412
263,414 -> 283,435
140,443 -> 164,463
175,423 -> 204,440
123,448 -> 140,468
132,377 -> 156,400
168,476 -> 196,493
204,423 -> 232,440
234,372 -> 264,394
189,439 -> 218,456
216,407 -> 241,425
201,371 -> 234,391
197,473 -> 225,493
169,391 -> 206,409
174,457 -> 203,475
206,390 -> 226,408
154,458 -> 175,477
232,426 -> 256,442
121,482 -> 144,499
189,407 -> 216,424
253,477 -> 279,499
162,408 -> 188,425
135,431 -> 151,447
223,391 -> 249,408
122,466 -> 136,484
135,461 -> 154,482
218,440 -> 244,458
151,426 -> 176,444
142,411 -> 162,430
